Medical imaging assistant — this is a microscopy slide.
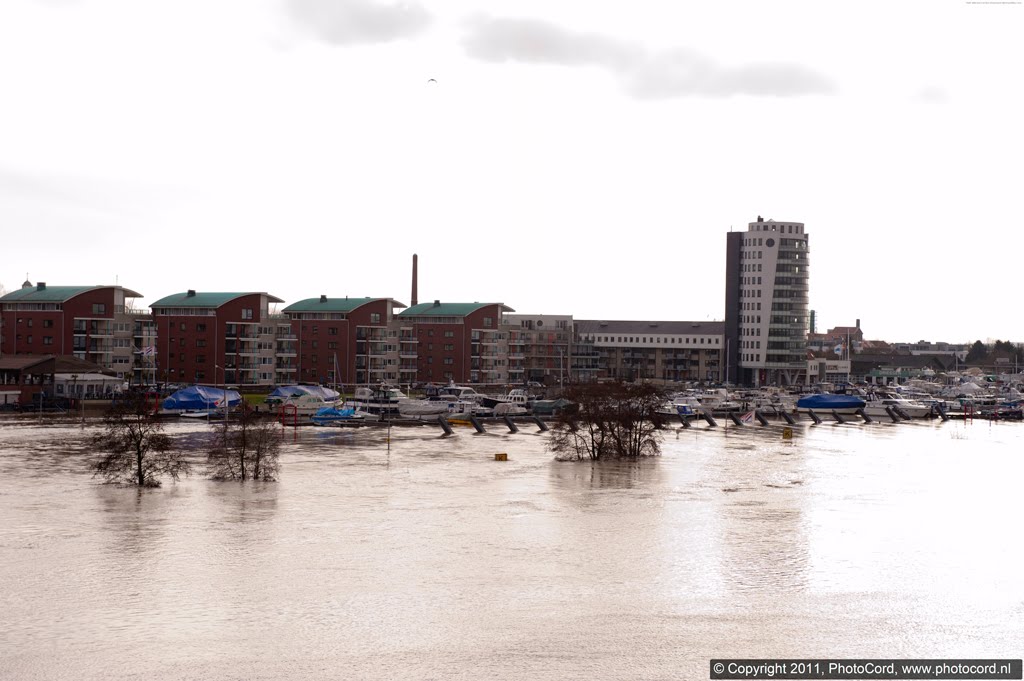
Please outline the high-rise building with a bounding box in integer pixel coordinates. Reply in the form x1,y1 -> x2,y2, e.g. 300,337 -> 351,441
725,217 -> 810,386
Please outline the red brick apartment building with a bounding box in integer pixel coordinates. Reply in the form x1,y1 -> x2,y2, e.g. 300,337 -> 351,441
281,296 -> 407,386
398,301 -> 514,385
0,281 -> 142,378
150,291 -> 283,387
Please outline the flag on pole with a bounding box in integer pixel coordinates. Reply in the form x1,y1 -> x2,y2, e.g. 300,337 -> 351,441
740,410 -> 755,423
833,343 -> 843,355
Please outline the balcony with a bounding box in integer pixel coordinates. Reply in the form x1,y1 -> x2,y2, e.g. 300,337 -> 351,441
399,352 -> 418,359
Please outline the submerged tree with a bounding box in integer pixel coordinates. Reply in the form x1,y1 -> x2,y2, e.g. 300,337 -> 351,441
207,409 -> 281,481
93,393 -> 190,487
548,381 -> 669,460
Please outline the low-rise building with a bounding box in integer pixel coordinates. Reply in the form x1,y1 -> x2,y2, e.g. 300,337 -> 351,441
150,290 -> 283,387
0,281 -> 143,379
504,314 -> 574,386
575,320 -> 725,383
398,301 -> 514,385
281,296 -> 407,386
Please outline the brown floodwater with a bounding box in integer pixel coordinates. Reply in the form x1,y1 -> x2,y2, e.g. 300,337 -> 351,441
0,415 -> 1021,680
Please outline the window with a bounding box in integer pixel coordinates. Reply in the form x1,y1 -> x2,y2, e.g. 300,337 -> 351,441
43,319 -> 53,328
196,355 -> 206,363
179,338 -> 186,347
444,357 -> 454,365
371,313 -> 381,324
92,303 -> 106,315
444,344 -> 454,351
328,342 -> 338,350
444,331 -> 454,338
329,327 -> 338,336
313,326 -> 318,334
196,323 -> 206,332
483,317 -> 493,328
196,339 -> 206,348
242,308 -> 253,320
43,336 -> 53,345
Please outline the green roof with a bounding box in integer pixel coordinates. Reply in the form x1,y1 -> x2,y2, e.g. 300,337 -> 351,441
150,292 -> 283,309
399,302 -> 514,317
283,297 -> 406,314
0,285 -> 142,303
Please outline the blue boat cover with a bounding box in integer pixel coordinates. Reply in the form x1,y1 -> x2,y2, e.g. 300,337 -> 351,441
796,394 -> 866,410
163,385 -> 243,411
267,385 -> 341,401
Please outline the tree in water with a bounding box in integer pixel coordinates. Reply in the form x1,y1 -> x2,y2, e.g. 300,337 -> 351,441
93,393 -> 190,487
207,409 -> 281,481
548,381 -> 669,460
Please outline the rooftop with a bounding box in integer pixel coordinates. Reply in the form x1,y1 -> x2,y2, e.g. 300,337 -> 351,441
399,302 -> 515,317
150,291 -> 284,309
0,284 -> 142,304
283,297 -> 407,314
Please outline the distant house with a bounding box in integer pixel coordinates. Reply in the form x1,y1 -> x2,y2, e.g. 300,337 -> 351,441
850,353 -> 956,384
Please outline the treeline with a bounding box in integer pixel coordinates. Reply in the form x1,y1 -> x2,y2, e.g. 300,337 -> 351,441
964,339 -> 1024,365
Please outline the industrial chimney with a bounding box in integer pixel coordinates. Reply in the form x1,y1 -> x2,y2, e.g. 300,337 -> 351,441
411,253 -> 419,307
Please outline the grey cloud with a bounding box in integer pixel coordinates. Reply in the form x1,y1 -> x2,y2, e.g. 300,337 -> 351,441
915,86 -> 947,103
463,17 -> 638,69
285,0 -> 431,46
462,17 -> 835,98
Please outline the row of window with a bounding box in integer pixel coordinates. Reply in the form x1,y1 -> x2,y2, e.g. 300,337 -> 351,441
13,318 -> 56,328
751,223 -> 803,234
586,335 -> 720,345
13,335 -> 55,345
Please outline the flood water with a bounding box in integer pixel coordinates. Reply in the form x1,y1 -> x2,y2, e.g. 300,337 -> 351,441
1,415 -> 1021,680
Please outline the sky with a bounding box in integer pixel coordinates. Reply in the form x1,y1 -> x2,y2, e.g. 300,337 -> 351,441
2,0 -> 1022,343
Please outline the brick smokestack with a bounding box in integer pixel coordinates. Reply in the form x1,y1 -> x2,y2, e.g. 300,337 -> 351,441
411,253 -> 418,307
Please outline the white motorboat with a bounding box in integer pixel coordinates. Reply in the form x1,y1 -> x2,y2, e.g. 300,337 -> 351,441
860,390 -> 933,418
346,385 -> 408,420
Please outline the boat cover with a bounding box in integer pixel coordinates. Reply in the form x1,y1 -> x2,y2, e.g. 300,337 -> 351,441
162,385 -> 242,411
267,385 -> 341,401
796,394 -> 866,410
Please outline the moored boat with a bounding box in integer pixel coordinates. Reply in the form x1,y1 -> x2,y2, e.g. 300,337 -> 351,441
795,394 -> 866,414
310,406 -> 365,426
265,385 -> 342,416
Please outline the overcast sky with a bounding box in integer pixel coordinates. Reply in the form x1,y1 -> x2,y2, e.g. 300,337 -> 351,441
2,0 -> 1022,342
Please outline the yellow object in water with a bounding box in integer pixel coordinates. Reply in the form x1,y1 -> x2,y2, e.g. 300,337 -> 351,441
782,427 -> 793,440
494,453 -> 508,461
